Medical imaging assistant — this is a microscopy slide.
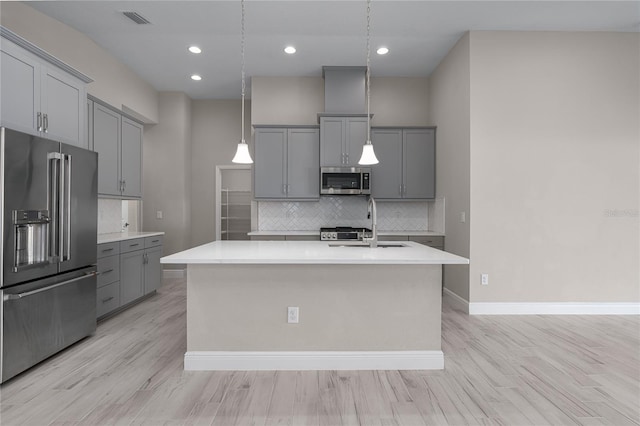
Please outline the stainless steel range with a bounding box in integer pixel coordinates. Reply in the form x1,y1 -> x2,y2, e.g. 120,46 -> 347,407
320,226 -> 372,241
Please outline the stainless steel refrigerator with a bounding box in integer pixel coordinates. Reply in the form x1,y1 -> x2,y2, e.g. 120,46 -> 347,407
0,127 -> 98,383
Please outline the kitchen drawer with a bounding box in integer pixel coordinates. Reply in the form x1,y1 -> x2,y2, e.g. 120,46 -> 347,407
285,235 -> 320,241
144,235 -> 163,248
97,255 -> 120,288
410,236 -> 444,248
250,235 -> 286,241
378,236 -> 409,242
97,281 -> 120,318
120,238 -> 144,253
97,242 -> 120,258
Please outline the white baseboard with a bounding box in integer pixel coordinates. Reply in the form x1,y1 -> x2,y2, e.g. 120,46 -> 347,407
163,269 -> 185,279
184,350 -> 444,371
469,302 -> 640,315
442,288 -> 639,315
443,288 -> 469,314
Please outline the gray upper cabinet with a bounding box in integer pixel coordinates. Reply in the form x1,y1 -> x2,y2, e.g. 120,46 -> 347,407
371,127 -> 436,200
0,33 -> 89,148
93,102 -> 121,196
320,116 -> 367,167
404,128 -> 435,199
121,117 -> 143,198
254,126 -> 319,200
370,129 -> 403,199
90,99 -> 143,198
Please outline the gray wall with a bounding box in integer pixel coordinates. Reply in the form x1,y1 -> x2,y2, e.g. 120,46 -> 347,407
143,93 -> 192,257
428,33 -> 471,302
468,31 -> 639,303
190,100 -> 252,247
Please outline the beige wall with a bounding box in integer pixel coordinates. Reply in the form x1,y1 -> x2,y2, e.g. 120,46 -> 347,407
190,100 -> 252,246
0,2 -> 158,123
469,32 -> 640,303
251,77 -> 324,125
143,93 -> 192,257
428,33 -> 471,301
251,76 -> 429,126
370,77 -> 429,126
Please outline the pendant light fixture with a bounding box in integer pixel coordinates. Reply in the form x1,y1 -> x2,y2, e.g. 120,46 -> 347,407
358,0 -> 379,165
232,0 -> 253,164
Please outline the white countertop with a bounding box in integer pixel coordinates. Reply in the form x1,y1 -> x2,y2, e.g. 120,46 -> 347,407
247,230 -> 445,237
161,240 -> 468,265
98,231 -> 165,244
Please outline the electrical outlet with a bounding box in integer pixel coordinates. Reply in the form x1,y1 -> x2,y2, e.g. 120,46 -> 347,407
156,210 -> 163,219
287,307 -> 299,323
481,274 -> 489,285
460,212 -> 466,223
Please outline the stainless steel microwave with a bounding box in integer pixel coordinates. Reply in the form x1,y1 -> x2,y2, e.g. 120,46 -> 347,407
320,167 -> 371,195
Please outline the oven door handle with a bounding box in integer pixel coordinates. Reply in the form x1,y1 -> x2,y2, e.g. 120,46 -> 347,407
3,271 -> 97,301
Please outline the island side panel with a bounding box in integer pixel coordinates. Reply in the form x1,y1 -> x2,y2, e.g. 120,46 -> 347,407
186,264 -> 441,352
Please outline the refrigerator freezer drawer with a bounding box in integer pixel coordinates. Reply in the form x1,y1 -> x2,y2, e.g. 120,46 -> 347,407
1,268 -> 97,383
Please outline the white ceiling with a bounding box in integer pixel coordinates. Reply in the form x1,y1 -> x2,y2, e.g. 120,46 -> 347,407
27,1 -> 640,99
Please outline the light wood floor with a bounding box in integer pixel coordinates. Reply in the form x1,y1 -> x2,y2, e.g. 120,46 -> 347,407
1,276 -> 638,426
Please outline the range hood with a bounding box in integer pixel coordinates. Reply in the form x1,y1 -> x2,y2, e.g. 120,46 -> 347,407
322,66 -> 367,114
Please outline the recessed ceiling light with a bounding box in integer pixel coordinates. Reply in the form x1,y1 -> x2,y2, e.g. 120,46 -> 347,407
188,46 -> 202,54
191,74 -> 202,81
284,46 -> 296,54
377,47 -> 389,55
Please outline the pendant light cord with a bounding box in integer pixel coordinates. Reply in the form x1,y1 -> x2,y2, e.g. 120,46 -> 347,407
241,0 -> 246,143
366,0 -> 371,144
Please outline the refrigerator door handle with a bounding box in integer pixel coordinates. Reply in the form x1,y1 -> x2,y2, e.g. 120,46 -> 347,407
3,271 -> 98,301
48,152 -> 63,261
61,154 -> 72,262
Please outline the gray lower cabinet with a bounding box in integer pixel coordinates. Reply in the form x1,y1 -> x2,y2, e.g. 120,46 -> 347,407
371,127 -> 436,199
120,250 -> 145,305
0,34 -> 88,148
96,242 -> 121,318
90,98 -> 143,198
320,116 -> 368,167
254,126 -> 319,199
96,236 -> 163,319
378,235 -> 444,249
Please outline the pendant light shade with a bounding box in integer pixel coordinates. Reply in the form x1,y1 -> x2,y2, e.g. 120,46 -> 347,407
232,141 -> 253,164
358,0 -> 378,166
358,141 -> 379,165
232,0 -> 253,164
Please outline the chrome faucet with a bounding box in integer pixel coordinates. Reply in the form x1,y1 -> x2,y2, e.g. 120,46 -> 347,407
363,196 -> 378,248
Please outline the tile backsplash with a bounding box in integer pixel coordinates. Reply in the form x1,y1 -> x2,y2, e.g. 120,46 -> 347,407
257,197 -> 430,231
98,199 -> 123,234
98,199 -> 141,234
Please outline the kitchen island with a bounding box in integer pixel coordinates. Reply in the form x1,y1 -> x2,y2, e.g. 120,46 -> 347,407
161,240 -> 468,371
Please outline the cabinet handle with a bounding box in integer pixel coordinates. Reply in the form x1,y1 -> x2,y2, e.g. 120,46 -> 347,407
43,114 -> 48,133
102,268 -> 114,274
102,296 -> 114,303
102,248 -> 114,252
122,180 -> 126,192
129,243 -> 140,247
37,112 -> 43,132
345,153 -> 349,164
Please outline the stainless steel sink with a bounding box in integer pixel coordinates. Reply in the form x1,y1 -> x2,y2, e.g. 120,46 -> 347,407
328,243 -> 406,248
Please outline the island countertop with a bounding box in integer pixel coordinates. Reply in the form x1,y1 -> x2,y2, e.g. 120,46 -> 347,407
161,240 -> 469,265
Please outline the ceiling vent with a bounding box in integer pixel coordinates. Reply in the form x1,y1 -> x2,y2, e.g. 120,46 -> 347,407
121,11 -> 151,25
